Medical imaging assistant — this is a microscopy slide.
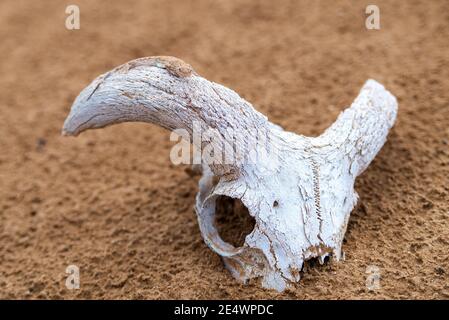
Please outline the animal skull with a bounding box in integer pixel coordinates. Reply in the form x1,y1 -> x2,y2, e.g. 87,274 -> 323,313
63,56 -> 397,291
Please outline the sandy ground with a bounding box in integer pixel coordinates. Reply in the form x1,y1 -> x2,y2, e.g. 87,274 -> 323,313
0,0 -> 448,299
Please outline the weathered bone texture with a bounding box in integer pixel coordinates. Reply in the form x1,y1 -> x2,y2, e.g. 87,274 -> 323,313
63,56 -> 398,292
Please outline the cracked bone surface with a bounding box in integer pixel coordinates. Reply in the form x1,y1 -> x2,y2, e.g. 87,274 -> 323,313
63,56 -> 398,292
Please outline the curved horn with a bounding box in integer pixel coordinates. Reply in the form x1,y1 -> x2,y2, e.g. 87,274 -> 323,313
314,80 -> 398,177
62,56 -> 269,177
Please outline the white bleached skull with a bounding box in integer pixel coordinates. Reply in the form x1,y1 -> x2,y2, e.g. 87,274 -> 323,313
63,56 -> 397,291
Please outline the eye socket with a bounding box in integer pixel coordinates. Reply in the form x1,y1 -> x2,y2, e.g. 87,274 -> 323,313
214,196 -> 255,248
